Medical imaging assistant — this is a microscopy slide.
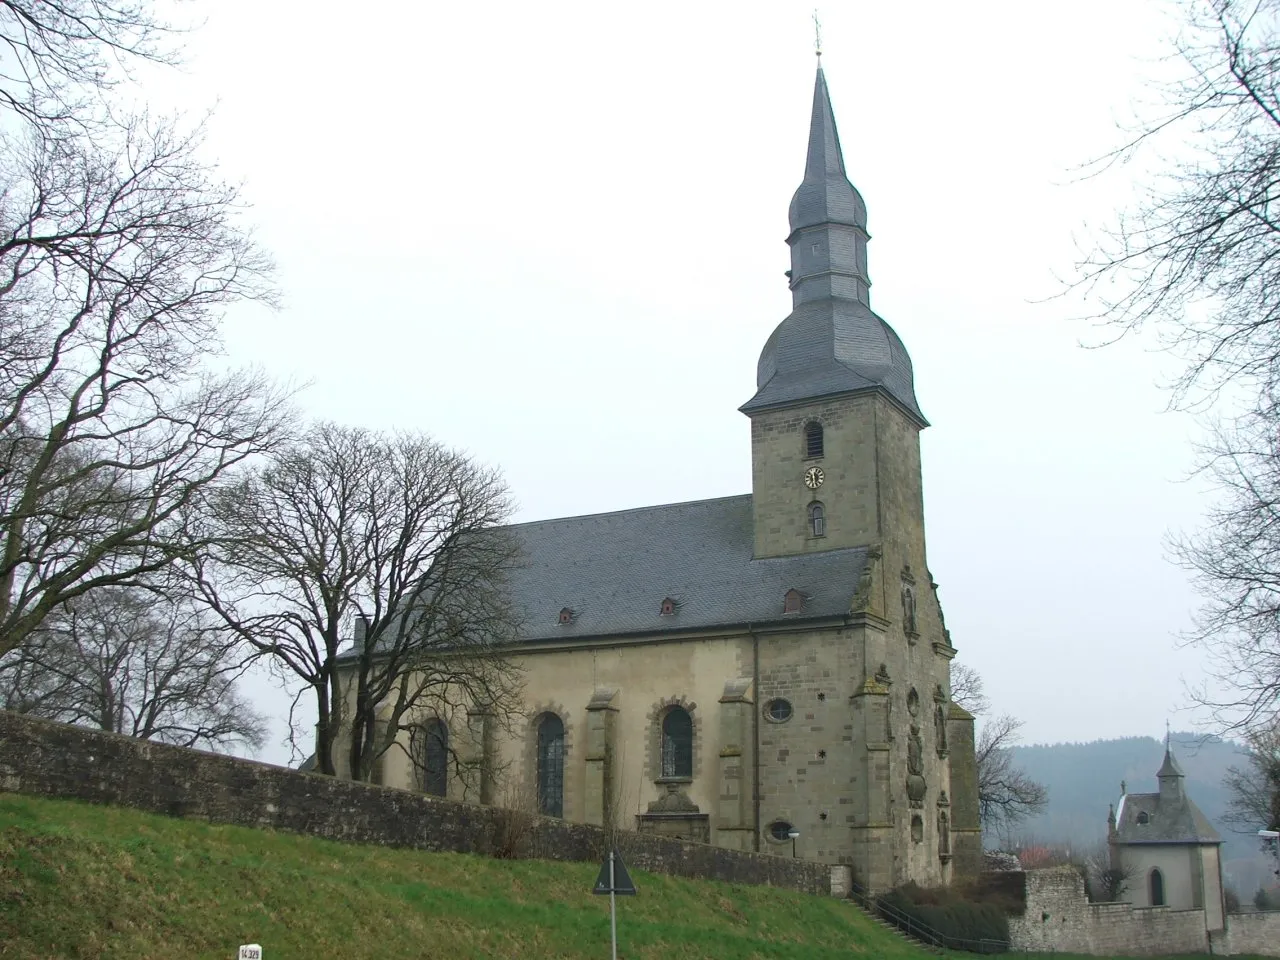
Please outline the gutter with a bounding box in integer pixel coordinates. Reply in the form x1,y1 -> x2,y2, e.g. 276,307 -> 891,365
750,621 -> 761,853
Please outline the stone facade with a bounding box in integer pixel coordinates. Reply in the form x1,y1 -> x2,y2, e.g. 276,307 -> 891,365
1008,866 -> 1280,957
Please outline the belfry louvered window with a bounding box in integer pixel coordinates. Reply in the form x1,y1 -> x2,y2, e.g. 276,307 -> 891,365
661,707 -> 693,779
805,421 -> 824,458
537,713 -> 565,818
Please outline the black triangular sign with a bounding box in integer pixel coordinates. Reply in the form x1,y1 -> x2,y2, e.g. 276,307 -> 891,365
591,848 -> 637,896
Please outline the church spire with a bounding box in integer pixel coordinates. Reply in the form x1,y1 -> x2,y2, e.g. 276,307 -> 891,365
742,60 -> 925,426
786,66 -> 870,309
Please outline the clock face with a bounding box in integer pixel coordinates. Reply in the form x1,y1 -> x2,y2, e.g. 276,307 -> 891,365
804,466 -> 825,489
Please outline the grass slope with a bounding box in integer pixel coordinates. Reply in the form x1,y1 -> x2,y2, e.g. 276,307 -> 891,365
0,792 -> 928,960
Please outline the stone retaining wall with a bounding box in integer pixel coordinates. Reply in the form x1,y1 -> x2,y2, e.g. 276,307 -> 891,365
1008,866 -> 1280,957
0,711 -> 829,895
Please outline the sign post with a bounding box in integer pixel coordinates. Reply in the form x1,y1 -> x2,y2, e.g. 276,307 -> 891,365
592,847 -> 636,960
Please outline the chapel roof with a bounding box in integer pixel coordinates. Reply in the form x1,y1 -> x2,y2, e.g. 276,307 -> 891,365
1113,749 -> 1222,845
505,494 -> 867,642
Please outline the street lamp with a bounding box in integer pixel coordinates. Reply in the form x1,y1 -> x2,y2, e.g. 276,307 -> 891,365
788,829 -> 800,859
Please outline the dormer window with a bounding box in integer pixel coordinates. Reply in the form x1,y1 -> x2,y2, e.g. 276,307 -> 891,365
1137,811 -> 1150,825
808,502 -> 826,538
804,421 -> 824,459
784,588 -> 805,614
660,597 -> 678,616
558,607 -> 574,625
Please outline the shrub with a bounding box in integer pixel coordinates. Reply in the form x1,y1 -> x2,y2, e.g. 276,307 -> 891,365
877,883 -> 1010,954
1225,886 -> 1241,913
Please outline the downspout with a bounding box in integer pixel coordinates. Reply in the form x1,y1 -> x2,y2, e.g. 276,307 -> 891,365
751,622 -> 761,852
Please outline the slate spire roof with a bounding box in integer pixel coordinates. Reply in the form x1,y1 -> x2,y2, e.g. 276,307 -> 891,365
1112,747 -> 1221,846
743,65 -> 926,425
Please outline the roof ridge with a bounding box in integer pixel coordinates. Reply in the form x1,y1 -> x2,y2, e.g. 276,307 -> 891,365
507,493 -> 752,530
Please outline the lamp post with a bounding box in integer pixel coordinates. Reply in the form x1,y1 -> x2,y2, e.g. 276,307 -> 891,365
788,829 -> 800,859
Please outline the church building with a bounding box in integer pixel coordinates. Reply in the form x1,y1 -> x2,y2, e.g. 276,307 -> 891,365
356,62 -> 980,893
1108,747 -> 1226,930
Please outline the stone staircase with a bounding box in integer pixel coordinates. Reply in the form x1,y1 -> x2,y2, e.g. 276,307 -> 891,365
843,889 -> 946,955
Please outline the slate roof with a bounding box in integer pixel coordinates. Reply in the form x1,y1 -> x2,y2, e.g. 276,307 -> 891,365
740,65 -> 925,424
788,66 -> 867,233
1113,750 -> 1222,845
745,298 -> 925,423
506,494 -> 867,642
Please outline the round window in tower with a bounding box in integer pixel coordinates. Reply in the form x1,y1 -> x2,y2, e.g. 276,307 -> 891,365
768,820 -> 794,842
764,698 -> 793,723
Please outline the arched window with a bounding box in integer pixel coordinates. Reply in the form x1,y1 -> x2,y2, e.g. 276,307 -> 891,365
661,707 -> 693,779
420,718 -> 448,797
536,713 -> 565,818
804,421 -> 824,458
1150,868 -> 1165,906
808,502 -> 825,538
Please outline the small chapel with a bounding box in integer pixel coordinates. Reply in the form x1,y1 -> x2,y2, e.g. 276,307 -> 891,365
346,61 -> 981,892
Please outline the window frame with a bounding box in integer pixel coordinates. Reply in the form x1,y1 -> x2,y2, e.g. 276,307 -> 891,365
1150,867 -> 1165,906
419,717 -> 449,798
808,501 -> 826,538
659,706 -> 694,781
764,698 -> 794,723
535,712 -> 565,818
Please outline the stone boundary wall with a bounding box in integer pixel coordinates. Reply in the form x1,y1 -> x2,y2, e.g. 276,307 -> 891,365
1007,867 -> 1280,957
1212,910 -> 1280,956
0,711 -> 830,895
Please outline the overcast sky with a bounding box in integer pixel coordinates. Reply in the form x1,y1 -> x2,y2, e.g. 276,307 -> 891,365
140,0 -> 1226,764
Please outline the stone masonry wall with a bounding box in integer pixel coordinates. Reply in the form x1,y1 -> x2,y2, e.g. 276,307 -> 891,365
1008,867 -> 1216,956
1212,911 -> 1280,957
0,711 -> 829,895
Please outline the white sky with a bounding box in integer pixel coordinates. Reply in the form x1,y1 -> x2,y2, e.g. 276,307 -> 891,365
142,0 -> 1225,764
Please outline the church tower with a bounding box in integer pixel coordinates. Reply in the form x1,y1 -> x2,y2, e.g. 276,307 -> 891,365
741,64 -> 928,569
742,62 -> 977,890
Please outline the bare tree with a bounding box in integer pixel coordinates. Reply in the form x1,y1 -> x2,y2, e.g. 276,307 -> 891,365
191,422 -> 523,779
1223,722 -> 1280,831
977,714 -> 1049,834
1171,408 -> 1280,733
1080,0 -> 1280,736
0,114 -> 286,660
0,584 -> 264,750
950,662 -> 991,716
1082,0 -> 1280,405
950,662 -> 1048,832
0,0 -> 186,134
1083,841 -> 1138,903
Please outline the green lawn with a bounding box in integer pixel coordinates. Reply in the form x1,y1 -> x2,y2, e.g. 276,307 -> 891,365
0,792 -> 1269,960
0,792 -> 931,960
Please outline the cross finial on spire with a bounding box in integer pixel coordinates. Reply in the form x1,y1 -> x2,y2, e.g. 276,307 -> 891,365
813,9 -> 823,61
1166,720 -> 1171,748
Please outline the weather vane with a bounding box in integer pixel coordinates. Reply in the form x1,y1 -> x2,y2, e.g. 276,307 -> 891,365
813,9 -> 823,60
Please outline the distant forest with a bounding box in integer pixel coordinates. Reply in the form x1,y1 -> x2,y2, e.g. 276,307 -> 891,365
1005,733 -> 1275,894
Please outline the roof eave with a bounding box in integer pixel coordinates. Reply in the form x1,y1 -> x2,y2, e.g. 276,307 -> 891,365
740,382 -> 929,428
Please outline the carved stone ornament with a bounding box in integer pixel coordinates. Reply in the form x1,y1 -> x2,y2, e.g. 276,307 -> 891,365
646,783 -> 700,814
935,703 -> 949,758
875,663 -> 892,685
853,545 -> 882,614
906,723 -> 927,809
901,584 -> 918,639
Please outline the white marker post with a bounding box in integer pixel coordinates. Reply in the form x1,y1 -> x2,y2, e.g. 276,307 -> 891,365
238,945 -> 262,960
609,850 -> 618,960
591,846 -> 636,959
